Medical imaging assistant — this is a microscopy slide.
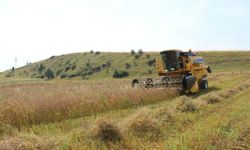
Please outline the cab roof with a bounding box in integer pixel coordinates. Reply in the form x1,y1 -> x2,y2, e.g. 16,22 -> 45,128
160,49 -> 182,53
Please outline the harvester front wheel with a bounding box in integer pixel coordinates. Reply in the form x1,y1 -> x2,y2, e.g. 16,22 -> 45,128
200,80 -> 208,90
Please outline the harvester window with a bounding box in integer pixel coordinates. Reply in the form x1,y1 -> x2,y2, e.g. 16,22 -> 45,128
193,58 -> 204,64
178,57 -> 184,68
161,51 -> 178,71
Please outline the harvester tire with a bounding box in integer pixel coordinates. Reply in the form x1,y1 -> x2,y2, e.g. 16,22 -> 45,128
200,80 -> 208,90
182,75 -> 196,91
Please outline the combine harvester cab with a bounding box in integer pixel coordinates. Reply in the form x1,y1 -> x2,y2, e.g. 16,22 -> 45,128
131,49 -> 212,94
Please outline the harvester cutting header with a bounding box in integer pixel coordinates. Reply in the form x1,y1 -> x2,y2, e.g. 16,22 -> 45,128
131,49 -> 212,94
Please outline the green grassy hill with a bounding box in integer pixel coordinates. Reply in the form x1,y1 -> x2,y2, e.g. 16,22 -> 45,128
2,51 -> 250,79
2,52 -> 159,79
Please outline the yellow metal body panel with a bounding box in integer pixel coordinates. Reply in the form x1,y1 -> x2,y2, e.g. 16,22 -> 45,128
155,59 -> 165,76
190,81 -> 199,93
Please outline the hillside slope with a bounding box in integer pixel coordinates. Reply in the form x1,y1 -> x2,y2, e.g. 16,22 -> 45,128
2,51 -> 250,79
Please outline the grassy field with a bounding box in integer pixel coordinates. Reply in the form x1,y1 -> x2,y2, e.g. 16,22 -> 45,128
0,51 -> 250,149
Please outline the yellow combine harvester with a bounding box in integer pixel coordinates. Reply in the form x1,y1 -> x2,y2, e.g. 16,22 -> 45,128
131,49 -> 212,94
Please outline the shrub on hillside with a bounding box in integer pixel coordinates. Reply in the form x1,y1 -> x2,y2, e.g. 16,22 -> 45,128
37,64 -> 45,73
101,63 -> 108,69
134,54 -> 140,59
130,49 -> 136,55
71,64 -> 77,70
64,66 -> 71,72
86,61 -> 91,67
94,66 -> 102,73
112,69 -> 129,78
60,74 -> 68,78
81,67 -> 95,76
44,69 -> 55,79
95,51 -> 100,55
90,117 -> 122,142
138,49 -> 143,55
11,67 -> 15,72
147,58 -> 155,66
49,56 -> 55,59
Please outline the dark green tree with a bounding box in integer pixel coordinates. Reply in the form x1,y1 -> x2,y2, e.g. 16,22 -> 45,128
11,66 -> 15,72
138,49 -> 143,55
130,49 -> 136,55
37,64 -> 45,73
95,51 -> 100,55
44,69 -> 54,79
147,58 -> 155,66
134,54 -> 140,59
113,69 -> 129,78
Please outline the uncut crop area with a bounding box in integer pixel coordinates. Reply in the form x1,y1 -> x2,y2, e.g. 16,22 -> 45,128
0,80 -> 177,127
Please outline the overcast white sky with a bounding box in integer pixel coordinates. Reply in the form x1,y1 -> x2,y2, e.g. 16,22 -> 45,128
0,0 -> 250,71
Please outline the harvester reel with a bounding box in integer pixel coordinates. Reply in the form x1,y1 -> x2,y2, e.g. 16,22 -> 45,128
131,79 -> 139,88
145,78 -> 154,88
160,76 -> 170,88
131,75 -> 183,90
